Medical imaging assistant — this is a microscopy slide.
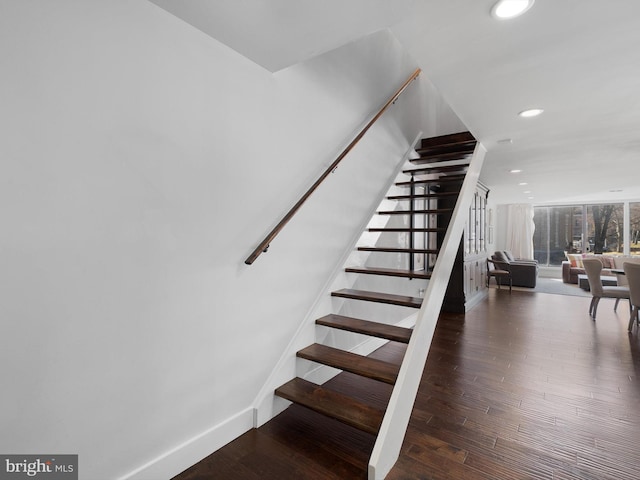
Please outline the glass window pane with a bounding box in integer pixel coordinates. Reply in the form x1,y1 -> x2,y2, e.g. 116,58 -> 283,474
567,206 -> 584,254
533,205 -> 585,266
629,202 -> 640,256
549,206 -> 582,264
586,204 -> 624,254
533,207 -> 548,264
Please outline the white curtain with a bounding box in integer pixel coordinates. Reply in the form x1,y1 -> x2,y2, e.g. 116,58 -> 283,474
506,204 -> 535,259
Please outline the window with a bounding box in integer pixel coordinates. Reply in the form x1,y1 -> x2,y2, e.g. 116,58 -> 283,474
534,203 -> 627,266
532,207 -> 548,264
586,204 -> 624,254
631,202 -> 640,255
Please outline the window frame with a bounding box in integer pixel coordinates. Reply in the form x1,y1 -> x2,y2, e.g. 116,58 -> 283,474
533,201 -> 634,267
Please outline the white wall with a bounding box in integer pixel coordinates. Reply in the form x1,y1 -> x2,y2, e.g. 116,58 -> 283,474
0,1 -> 465,479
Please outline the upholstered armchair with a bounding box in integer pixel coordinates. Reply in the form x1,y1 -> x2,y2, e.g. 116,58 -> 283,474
492,250 -> 538,288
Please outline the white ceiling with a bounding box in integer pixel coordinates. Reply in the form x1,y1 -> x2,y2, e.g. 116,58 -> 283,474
148,0 -> 420,71
149,0 -> 640,205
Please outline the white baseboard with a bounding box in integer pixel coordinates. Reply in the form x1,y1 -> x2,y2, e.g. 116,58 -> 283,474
117,407 -> 253,480
120,311 -> 418,479
465,290 -> 488,311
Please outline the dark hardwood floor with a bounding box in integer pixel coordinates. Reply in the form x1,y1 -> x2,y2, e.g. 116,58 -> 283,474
173,288 -> 640,479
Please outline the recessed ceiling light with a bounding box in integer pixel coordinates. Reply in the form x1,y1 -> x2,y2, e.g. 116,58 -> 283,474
498,138 -> 513,145
519,108 -> 544,118
510,169 -> 522,173
519,182 -> 528,186
523,190 -> 531,194
491,0 -> 535,19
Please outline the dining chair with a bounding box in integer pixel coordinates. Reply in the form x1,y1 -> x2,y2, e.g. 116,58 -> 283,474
623,262 -> 640,332
582,258 -> 630,320
613,257 -> 640,311
613,267 -> 627,312
487,258 -> 511,292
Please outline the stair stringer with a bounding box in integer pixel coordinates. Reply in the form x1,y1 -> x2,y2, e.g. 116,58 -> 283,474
251,132 -> 424,428
368,142 -> 487,479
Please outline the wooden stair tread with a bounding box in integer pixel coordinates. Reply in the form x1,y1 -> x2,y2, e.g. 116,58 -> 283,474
367,227 -> 446,233
414,132 -> 476,161
315,314 -> 412,343
386,192 -> 459,200
345,266 -> 431,279
396,176 -> 464,187
331,288 -> 422,308
419,131 -> 475,149
377,208 -> 452,215
357,246 -> 439,254
297,344 -> 400,385
274,377 -> 384,435
403,164 -> 469,176
411,151 -> 474,165
411,132 -> 477,165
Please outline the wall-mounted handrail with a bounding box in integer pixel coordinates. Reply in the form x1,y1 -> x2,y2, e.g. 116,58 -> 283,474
244,68 -> 422,265
368,143 -> 487,479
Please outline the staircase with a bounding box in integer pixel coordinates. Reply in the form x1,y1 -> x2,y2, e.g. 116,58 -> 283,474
274,132 -> 478,465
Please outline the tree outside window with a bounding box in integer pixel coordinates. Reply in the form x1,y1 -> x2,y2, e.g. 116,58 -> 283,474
588,204 -> 623,254
534,203 -> 629,266
631,202 -> 640,255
